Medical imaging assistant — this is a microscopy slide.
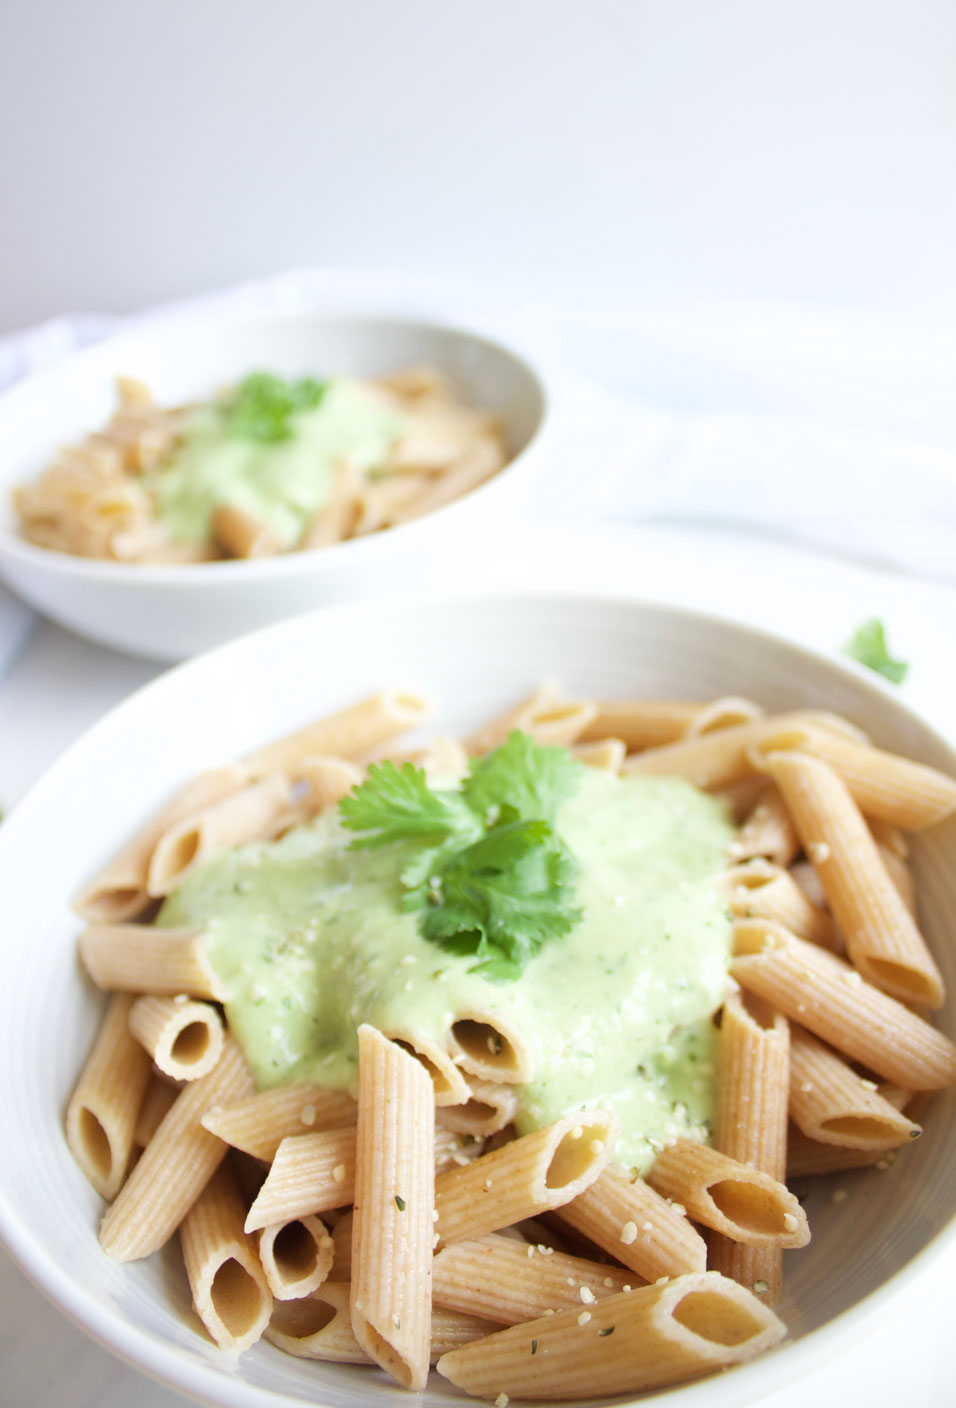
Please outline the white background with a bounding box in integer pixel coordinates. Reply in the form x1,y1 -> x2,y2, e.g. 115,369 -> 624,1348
2,0 -> 956,329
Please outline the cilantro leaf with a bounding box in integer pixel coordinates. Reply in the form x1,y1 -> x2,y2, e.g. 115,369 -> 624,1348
464,730 -> 581,825
339,760 -> 476,848
227,372 -> 327,443
337,730 -> 583,978
844,619 -> 909,685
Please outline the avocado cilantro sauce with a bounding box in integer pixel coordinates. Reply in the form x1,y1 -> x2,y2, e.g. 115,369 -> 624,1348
157,738 -> 735,1174
143,377 -> 407,550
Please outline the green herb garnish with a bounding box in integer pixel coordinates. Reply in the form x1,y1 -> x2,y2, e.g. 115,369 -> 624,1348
844,619 -> 908,684
340,731 -> 582,980
394,1195 -> 406,1211
226,372 -> 327,443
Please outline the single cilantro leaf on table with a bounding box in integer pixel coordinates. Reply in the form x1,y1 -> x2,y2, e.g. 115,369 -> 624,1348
844,619 -> 909,685
227,372 -> 328,444
338,731 -> 583,979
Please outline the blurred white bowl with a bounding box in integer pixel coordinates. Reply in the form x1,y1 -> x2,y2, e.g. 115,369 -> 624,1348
0,314 -> 550,659
0,590 -> 954,1408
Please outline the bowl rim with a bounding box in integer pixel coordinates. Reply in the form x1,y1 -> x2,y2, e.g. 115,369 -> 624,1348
0,310 -> 553,584
0,585 -> 954,1408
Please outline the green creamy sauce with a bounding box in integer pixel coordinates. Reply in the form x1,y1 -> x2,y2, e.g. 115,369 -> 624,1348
158,769 -> 734,1173
145,379 -> 407,549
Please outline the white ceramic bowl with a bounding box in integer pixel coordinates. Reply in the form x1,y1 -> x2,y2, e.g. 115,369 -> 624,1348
0,591 -> 954,1408
0,315 -> 550,660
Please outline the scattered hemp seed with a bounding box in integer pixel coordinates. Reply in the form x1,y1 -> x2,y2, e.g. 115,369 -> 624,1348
807,841 -> 831,865
394,1195 -> 406,1211
603,1276 -> 614,1288
526,1245 -> 535,1259
577,1311 -> 592,1326
752,1279 -> 770,1296
783,1213 -> 799,1232
619,1220 -> 638,1245
495,1394 -> 509,1408
590,1139 -> 605,1155
623,1284 -> 632,1293
831,1189 -> 848,1205
392,1314 -> 401,1330
580,1286 -> 596,1304
642,1221 -> 653,1232
332,1164 -> 346,1184
299,1104 -> 316,1126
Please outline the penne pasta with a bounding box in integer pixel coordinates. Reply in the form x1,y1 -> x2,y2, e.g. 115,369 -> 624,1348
436,1272 -> 787,1400
577,700 -> 705,750
555,1163 -> 707,1281
99,1038 -> 255,1262
447,1012 -> 534,1084
647,1139 -> 809,1247
245,688 -> 432,777
78,922 -> 227,1001
432,1233 -> 634,1325
721,859 -> 836,948
730,919 -> 956,1089
435,1111 -> 618,1247
201,1083 -> 357,1162
65,993 -> 152,1200
133,1074 -> 179,1149
760,751 -> 944,1007
258,1215 -> 334,1300
245,1127 -> 358,1233
180,1160 -> 272,1354
464,684 -> 596,756
436,1078 -> 519,1136
788,1026 -> 921,1150
128,995 -> 224,1081
349,1026 -> 435,1391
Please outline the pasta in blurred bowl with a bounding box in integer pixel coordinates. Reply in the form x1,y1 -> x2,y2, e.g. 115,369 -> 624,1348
0,591 -> 954,1408
0,314 -> 549,659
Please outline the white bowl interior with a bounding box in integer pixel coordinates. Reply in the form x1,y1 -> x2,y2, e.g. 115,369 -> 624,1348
0,593 -> 954,1408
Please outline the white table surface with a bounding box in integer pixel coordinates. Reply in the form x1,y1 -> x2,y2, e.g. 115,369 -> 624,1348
0,519 -> 953,1408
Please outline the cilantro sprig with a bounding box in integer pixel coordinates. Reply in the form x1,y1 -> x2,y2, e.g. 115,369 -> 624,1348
844,619 -> 909,685
226,372 -> 327,443
339,731 -> 582,980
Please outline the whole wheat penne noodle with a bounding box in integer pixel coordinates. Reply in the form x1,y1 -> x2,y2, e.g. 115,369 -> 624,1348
877,842 -> 918,917
464,683 -> 593,756
375,733 -> 469,779
749,725 -> 956,831
730,786 -> 801,867
78,922 -> 227,1001
869,818 -> 909,858
296,755 -> 365,814
436,1078 -> 519,1136
300,459 -> 362,549
201,1084 -> 357,1163
555,1162 -> 706,1280
266,1280 -> 369,1361
787,1125 -> 907,1178
378,1027 -> 470,1106
687,695 -> 765,736
99,1037 -> 254,1261
788,1026 -> 921,1149
389,437 -> 504,523
350,1025 -> 434,1391
146,773 -> 295,896
329,1209 -> 353,1281
622,711 -> 870,788
245,1128 -> 357,1233
713,776 -> 770,823
435,1110 -> 618,1247
73,766 -> 250,922
434,1126 -> 486,1174
647,1139 -> 809,1247
133,1074 -> 179,1148
570,737 -> 627,772
266,1281 -> 500,1364
577,700 -> 705,750
447,1011 -> 533,1084
245,688 -> 432,777
730,920 -> 956,1088
180,1160 -> 272,1354
761,751 -> 944,1007
436,1271 -> 787,1400
128,995 -> 224,1081
258,1214 -> 334,1300
710,991 -> 789,1303
350,470 -> 434,534
211,502 -> 281,559
789,858 -> 827,909
721,859 -> 836,948
65,993 -> 152,1200
432,1233 -> 634,1325
428,1307 -> 507,1362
